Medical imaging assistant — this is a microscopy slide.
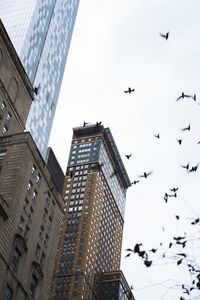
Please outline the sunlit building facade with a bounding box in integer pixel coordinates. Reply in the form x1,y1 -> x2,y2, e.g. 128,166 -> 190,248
1,0 -> 80,157
50,124 -> 132,300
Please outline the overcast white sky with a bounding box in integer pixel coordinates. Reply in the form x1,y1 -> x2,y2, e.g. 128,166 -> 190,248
49,1 -> 200,299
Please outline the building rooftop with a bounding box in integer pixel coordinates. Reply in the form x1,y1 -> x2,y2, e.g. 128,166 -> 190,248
73,124 -> 131,189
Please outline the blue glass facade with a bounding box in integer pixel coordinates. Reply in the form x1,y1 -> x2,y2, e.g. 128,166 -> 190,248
1,0 -> 80,157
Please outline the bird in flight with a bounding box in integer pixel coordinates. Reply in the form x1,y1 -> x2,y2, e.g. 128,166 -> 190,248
124,87 -> 135,94
131,180 -> 139,185
192,94 -> 196,101
154,133 -> 160,139
138,171 -> 153,178
176,92 -> 191,101
125,154 -> 132,160
170,187 -> 178,193
181,124 -> 190,131
181,162 -> 190,171
83,121 -> 88,127
160,32 -> 169,40
189,164 -> 198,172
177,139 -> 182,145
96,121 -> 102,127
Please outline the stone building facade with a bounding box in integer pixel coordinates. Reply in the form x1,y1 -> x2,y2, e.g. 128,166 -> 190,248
0,20 -> 64,300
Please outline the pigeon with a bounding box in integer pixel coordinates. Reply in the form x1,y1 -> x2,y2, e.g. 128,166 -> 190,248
160,32 -> 169,40
124,87 -> 135,94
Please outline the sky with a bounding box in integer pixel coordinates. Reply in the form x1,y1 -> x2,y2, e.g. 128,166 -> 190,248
49,0 -> 200,299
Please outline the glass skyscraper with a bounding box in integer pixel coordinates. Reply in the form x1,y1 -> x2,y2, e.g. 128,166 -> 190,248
1,0 -> 80,157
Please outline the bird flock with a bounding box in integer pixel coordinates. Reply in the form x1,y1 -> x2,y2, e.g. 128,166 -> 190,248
121,31 -> 200,300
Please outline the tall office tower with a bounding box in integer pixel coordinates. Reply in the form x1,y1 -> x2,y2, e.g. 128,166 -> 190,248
1,0 -> 80,157
51,124 -> 132,300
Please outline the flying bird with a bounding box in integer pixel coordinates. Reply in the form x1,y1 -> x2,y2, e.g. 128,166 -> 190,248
181,124 -> 190,131
154,134 -> 160,139
125,154 -> 132,160
83,121 -> 88,127
138,171 -> 153,178
131,180 -> 139,185
192,94 -> 196,101
176,92 -> 191,101
177,139 -> 182,145
125,253 -> 131,258
96,121 -> 102,127
124,87 -> 135,94
189,164 -> 198,172
181,162 -> 190,171
33,84 -> 40,96
170,187 -> 178,193
144,260 -> 152,267
160,32 -> 169,40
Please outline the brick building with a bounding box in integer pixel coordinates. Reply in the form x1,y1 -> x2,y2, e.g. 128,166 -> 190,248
0,20 -> 64,300
51,124 -> 135,300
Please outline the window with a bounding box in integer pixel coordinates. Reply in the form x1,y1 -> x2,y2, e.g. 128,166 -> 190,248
0,150 -> 6,160
44,234 -> 49,247
32,190 -> 37,201
31,165 -> 36,174
36,174 -> 41,184
39,226 -> 44,239
35,244 -> 41,258
4,285 -> 13,300
2,125 -> 8,135
28,207 -> 34,220
27,181 -> 33,191
1,101 -> 6,111
6,112 -> 12,121
40,252 -> 45,267
29,274 -> 38,297
18,216 -> 24,231
24,225 -> 30,240
11,248 -> 20,272
43,208 -> 48,221
23,198 -> 29,210
47,217 -> 52,229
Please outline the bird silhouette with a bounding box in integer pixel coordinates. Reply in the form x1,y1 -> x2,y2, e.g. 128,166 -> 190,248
138,171 -> 153,178
33,84 -> 40,95
125,253 -> 131,258
181,124 -> 190,131
177,139 -> 182,145
96,121 -> 102,127
124,87 -> 135,94
83,121 -> 88,127
163,193 -> 169,203
181,162 -> 190,171
189,164 -> 198,172
191,218 -> 200,225
131,180 -> 139,185
144,260 -> 152,267
160,32 -> 169,40
177,92 -> 191,101
192,94 -> 196,101
125,154 -> 132,160
170,187 -> 178,193
154,134 -> 160,139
